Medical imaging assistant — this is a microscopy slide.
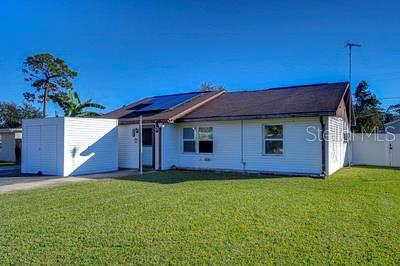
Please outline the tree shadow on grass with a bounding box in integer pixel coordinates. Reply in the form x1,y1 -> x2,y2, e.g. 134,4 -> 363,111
115,170 -> 317,184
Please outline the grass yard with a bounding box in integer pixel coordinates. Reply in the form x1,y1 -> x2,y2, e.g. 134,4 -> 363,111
0,166 -> 399,265
0,161 -> 16,166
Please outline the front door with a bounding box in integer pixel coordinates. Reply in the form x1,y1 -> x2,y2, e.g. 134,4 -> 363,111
142,127 -> 154,167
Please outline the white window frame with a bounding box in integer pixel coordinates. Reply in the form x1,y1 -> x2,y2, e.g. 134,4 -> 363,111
182,126 -> 214,154
263,124 -> 284,155
198,127 -> 213,154
0,134 -> 2,151
182,127 -> 197,153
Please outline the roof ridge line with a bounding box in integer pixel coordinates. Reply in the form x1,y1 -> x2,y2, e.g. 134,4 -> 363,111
228,82 -> 349,94
146,90 -> 214,99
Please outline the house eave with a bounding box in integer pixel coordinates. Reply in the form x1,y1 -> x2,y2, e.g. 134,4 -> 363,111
177,111 -> 336,122
0,128 -> 22,133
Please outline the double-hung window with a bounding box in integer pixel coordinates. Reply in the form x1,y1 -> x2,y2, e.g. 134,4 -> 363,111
198,127 -> 213,153
264,125 -> 283,155
183,128 -> 196,152
183,127 -> 213,153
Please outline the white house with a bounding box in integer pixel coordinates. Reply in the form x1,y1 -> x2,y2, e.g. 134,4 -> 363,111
22,82 -> 353,177
104,82 -> 353,177
0,128 -> 22,162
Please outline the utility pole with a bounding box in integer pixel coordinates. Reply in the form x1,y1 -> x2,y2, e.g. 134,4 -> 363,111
345,41 -> 361,167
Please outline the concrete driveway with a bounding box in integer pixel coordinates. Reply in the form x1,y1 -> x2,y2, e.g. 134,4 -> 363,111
0,167 -> 140,194
0,165 -> 23,178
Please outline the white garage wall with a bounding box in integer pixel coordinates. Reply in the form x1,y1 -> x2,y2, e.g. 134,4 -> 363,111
22,118 -> 65,175
22,117 -> 118,176
63,118 -> 118,176
162,117 -> 323,175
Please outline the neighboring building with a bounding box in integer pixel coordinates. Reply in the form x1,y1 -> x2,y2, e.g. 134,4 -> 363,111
104,82 -> 353,177
385,119 -> 400,134
0,128 -> 22,162
22,82 -> 353,177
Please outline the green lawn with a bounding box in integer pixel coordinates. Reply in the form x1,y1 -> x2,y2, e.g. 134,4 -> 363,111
0,161 -> 16,166
0,167 -> 399,265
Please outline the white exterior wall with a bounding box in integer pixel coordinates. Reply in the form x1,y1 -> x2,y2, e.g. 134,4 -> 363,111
0,133 -> 17,162
162,117 -> 324,175
162,121 -> 243,171
118,124 -> 139,169
22,117 -> 118,176
117,124 -> 161,170
326,116 -> 348,175
161,124 -> 180,170
243,119 -> 322,174
22,118 -> 65,175
63,118 -> 118,176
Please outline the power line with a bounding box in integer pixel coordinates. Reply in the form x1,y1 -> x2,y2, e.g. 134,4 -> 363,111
379,97 -> 400,100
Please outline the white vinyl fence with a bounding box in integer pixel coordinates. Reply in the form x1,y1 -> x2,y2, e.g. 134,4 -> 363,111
352,133 -> 400,167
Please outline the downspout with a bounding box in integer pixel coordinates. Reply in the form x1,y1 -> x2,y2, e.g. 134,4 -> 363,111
320,116 -> 327,177
241,120 -> 246,171
158,123 -> 162,170
139,115 -> 143,175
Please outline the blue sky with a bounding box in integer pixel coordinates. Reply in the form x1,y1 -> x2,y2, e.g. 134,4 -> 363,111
1,0 -> 400,114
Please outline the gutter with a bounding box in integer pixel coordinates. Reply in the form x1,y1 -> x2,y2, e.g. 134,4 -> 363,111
179,111 -> 336,123
0,128 -> 22,133
320,116 -> 327,177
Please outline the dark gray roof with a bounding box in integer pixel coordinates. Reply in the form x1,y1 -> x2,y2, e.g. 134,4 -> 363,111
385,119 -> 400,134
179,82 -> 350,122
103,90 -> 223,124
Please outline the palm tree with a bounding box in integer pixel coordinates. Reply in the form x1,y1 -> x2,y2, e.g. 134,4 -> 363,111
51,89 -> 105,117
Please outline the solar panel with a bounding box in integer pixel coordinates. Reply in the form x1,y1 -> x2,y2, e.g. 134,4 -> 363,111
138,92 -> 200,111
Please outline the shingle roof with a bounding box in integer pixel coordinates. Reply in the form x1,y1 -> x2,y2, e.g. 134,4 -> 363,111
103,90 -> 223,124
104,82 -> 350,124
179,82 -> 349,122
